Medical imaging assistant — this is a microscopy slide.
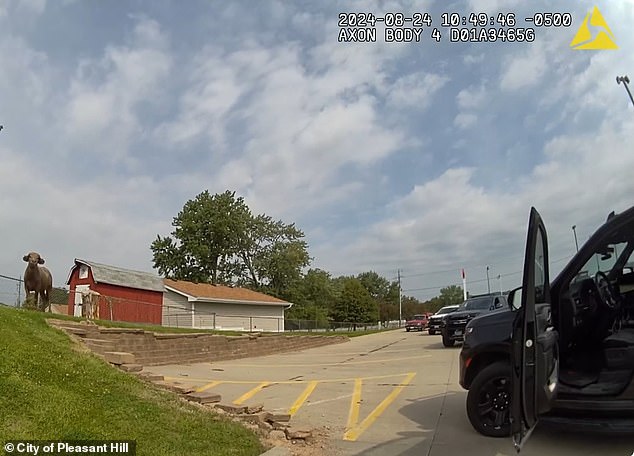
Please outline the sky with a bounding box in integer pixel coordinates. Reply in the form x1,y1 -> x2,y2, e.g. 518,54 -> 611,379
1,0 -> 633,305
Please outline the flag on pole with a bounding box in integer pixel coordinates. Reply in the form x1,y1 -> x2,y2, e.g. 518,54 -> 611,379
461,268 -> 465,279
461,268 -> 467,300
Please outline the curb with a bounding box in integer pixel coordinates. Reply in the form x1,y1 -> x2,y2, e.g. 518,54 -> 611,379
259,446 -> 290,456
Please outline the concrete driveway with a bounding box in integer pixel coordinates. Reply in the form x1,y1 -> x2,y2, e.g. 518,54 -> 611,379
145,330 -> 634,456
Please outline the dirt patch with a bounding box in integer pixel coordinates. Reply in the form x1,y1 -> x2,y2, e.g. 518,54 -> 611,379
262,426 -> 340,456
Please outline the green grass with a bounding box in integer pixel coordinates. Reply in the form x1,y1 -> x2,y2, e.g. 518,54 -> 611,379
0,305 -> 264,456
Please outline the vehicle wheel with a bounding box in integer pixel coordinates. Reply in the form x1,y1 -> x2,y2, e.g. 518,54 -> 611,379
466,361 -> 512,438
429,330 -> 436,335
406,328 -> 410,332
442,333 -> 455,347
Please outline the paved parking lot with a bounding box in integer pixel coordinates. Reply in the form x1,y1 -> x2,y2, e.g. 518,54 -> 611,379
145,330 -> 634,456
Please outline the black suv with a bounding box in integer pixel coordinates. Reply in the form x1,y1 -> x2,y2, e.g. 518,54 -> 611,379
427,304 -> 460,335
440,295 -> 507,347
459,206 -> 634,450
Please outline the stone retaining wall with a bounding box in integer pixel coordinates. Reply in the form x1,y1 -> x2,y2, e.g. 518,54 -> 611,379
51,321 -> 349,365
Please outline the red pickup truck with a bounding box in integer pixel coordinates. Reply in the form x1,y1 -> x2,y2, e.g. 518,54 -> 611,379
405,313 -> 431,332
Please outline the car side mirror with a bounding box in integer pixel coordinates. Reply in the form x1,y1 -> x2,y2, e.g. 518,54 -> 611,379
507,286 -> 522,310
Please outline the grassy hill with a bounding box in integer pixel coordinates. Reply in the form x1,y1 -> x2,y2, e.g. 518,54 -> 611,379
0,304 -> 263,455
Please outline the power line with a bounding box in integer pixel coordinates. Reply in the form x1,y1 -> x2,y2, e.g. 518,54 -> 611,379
402,271 -> 522,292
400,255 -> 572,293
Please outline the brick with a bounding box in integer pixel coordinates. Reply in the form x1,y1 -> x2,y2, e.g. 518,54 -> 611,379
213,404 -> 247,414
266,413 -> 291,423
270,421 -> 290,430
246,403 -> 264,414
185,392 -> 222,404
284,428 -> 312,440
154,382 -> 195,394
236,411 -> 271,424
104,352 -> 135,365
118,363 -> 143,372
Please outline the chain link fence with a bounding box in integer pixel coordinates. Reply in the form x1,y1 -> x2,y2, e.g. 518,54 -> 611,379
0,274 -> 387,333
0,274 -> 23,307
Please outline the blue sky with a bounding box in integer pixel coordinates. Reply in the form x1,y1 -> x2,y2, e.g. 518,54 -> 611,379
1,0 -> 633,303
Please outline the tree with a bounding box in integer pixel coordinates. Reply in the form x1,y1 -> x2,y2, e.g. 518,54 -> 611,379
420,285 -> 466,313
48,287 -> 69,304
285,269 -> 336,327
151,190 -> 250,283
151,190 -> 310,291
356,271 -> 398,323
439,285 -> 464,306
401,295 -> 424,318
330,277 -> 377,329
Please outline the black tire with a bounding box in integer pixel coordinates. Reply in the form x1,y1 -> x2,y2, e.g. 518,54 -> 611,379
442,333 -> 455,347
405,328 -> 410,332
466,361 -> 512,438
428,330 -> 436,335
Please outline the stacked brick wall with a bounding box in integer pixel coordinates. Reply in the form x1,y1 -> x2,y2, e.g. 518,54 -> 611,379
50,321 -> 349,365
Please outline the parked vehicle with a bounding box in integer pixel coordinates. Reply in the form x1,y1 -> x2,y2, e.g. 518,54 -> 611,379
439,295 -> 507,347
459,206 -> 634,450
405,314 -> 429,332
427,305 -> 460,335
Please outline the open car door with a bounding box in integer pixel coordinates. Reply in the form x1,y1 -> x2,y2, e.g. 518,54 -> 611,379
511,208 -> 559,451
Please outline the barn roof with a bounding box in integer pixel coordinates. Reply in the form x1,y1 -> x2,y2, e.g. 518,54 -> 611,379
67,259 -> 164,293
164,278 -> 292,306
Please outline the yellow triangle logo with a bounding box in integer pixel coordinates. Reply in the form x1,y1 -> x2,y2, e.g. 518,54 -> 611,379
570,6 -> 618,49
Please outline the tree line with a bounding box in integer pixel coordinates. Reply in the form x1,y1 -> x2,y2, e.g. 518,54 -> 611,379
151,190 -> 466,326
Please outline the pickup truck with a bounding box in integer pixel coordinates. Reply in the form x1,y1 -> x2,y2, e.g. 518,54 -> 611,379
427,304 -> 460,335
439,294 -> 507,346
405,314 -> 430,332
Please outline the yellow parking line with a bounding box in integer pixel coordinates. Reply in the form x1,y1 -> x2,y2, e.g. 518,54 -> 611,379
343,372 -> 416,441
233,382 -> 272,405
195,380 -> 222,393
288,381 -> 318,416
346,378 -> 363,431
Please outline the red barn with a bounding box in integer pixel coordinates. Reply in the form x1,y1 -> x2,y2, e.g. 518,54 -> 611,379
66,259 -> 164,324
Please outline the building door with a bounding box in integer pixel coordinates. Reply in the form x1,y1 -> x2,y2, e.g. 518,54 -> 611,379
74,284 -> 90,317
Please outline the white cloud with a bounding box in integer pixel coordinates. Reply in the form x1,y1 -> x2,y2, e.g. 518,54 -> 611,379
17,0 -> 46,14
62,18 -> 172,166
3,0 -> 634,305
317,113 -> 634,296
456,85 -> 487,110
454,113 -> 478,129
499,43 -> 548,91
386,72 -> 449,109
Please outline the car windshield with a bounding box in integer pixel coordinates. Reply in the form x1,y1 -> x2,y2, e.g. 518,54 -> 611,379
435,306 -> 457,315
462,297 -> 492,310
578,240 -> 629,279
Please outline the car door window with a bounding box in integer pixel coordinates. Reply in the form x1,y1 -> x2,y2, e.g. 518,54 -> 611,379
534,230 -> 546,303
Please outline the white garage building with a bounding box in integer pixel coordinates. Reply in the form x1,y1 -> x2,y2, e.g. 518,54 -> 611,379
162,278 -> 292,332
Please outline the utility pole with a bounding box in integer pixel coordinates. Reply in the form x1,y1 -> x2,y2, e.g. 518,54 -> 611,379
617,75 -> 634,108
498,274 -> 502,295
398,269 -> 402,327
486,266 -> 491,294
572,225 -> 579,252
